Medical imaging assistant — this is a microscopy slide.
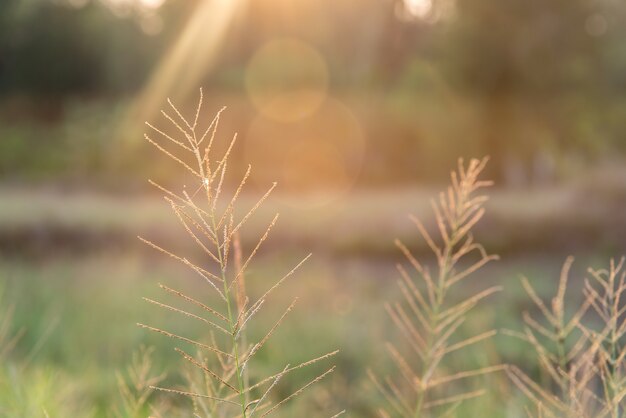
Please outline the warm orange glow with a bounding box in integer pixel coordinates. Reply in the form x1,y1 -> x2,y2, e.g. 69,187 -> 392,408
245,98 -> 365,208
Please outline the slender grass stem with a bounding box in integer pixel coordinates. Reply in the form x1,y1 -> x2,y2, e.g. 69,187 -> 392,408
141,93 -> 337,417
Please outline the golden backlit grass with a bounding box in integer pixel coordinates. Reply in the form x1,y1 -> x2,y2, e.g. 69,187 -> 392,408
369,158 -> 503,418
138,89 -> 340,417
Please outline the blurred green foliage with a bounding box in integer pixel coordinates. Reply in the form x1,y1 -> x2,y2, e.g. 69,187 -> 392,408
0,0 -> 625,185
0,0 -> 166,95
0,251 -> 573,417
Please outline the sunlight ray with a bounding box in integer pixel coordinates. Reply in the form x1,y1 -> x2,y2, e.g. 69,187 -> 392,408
120,0 -> 244,143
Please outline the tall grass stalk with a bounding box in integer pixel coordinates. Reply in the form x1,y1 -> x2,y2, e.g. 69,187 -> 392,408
137,89 -> 339,417
115,345 -> 165,418
369,158 -> 502,417
508,257 -> 626,418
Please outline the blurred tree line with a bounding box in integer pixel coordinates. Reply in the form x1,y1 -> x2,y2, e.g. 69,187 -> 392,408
1,0 -> 625,186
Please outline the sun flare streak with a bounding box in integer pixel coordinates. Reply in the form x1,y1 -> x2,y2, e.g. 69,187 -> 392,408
123,0 -> 244,142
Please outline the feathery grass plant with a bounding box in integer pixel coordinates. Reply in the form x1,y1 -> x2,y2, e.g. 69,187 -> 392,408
137,89 -> 339,417
369,158 -> 503,418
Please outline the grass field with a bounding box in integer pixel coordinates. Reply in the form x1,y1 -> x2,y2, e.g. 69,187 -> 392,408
1,183 -> 624,416
3,251 -> 598,417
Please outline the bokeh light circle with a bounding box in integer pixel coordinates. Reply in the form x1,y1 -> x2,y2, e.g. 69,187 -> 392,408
245,98 -> 365,208
586,14 -> 608,37
246,38 -> 329,123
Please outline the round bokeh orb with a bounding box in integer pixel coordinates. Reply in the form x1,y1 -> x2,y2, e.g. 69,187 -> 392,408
246,38 -> 329,123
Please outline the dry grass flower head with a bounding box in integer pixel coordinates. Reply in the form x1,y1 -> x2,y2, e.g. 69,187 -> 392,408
137,89 -> 341,417
370,157 -> 503,418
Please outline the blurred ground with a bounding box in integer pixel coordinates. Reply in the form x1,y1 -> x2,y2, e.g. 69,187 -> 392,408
2,170 -> 626,258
